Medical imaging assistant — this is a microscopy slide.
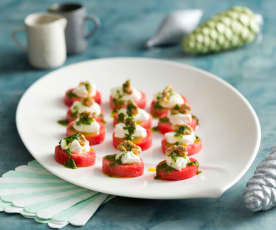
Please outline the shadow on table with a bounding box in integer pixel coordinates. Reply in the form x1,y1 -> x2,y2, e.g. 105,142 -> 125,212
136,41 -> 191,59
96,191 -> 272,230
0,49 -> 39,74
0,91 -> 33,174
136,39 -> 247,60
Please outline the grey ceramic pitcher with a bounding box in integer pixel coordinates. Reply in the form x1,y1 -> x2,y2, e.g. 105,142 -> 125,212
48,3 -> 100,55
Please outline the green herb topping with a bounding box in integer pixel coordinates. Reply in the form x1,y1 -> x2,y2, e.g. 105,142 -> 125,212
174,125 -> 192,137
112,81 -> 134,109
105,154 -> 121,166
170,151 -> 179,162
60,133 -> 81,146
113,89 -> 125,108
67,90 -> 77,98
174,141 -> 182,146
84,82 -> 91,91
65,158 -> 77,169
59,133 -> 88,169
65,149 -> 72,156
76,112 -> 95,126
159,117 -> 169,123
57,119 -> 69,126
197,170 -> 202,175
151,126 -> 159,132
187,160 -> 199,168
126,100 -> 138,116
71,104 -> 80,118
105,154 -> 116,161
117,113 -> 125,123
123,117 -> 136,140
59,133 -> 87,157
153,100 -> 163,110
78,81 -> 91,92
116,100 -> 138,122
71,110 -> 78,118
156,161 -> 176,172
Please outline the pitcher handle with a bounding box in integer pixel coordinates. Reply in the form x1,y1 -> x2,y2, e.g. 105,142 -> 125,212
11,27 -> 27,51
84,15 -> 101,39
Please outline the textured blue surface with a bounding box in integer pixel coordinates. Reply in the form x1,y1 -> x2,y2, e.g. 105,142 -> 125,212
0,0 -> 276,229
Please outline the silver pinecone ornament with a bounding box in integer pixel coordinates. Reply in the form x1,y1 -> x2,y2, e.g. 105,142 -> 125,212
244,147 -> 276,212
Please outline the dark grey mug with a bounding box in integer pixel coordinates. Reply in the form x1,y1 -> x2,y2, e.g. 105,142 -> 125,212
48,3 -> 100,55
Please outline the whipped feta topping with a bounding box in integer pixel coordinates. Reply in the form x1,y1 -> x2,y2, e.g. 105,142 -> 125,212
115,151 -> 141,164
61,138 -> 90,154
165,131 -> 196,145
72,83 -> 96,97
71,101 -> 101,116
110,87 -> 141,101
165,154 -> 188,171
118,108 -> 150,122
158,93 -> 184,108
168,112 -> 192,126
114,123 -> 147,139
73,119 -> 100,134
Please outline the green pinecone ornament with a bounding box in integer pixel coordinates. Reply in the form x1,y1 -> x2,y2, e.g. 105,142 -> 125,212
182,6 -> 260,54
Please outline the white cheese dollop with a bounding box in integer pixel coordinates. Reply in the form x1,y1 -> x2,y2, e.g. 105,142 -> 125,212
60,138 -> 90,154
72,83 -> 96,97
71,101 -> 101,116
115,151 -> 141,164
117,108 -> 150,122
60,138 -> 69,150
165,155 -> 188,171
110,87 -> 141,101
114,123 -> 147,139
158,93 -> 184,108
165,131 -> 196,145
73,119 -> 100,134
168,112 -> 192,126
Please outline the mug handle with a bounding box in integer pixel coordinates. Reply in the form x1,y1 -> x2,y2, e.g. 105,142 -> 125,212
84,15 -> 101,39
11,27 -> 27,51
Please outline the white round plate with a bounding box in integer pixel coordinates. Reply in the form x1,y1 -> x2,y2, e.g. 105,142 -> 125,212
16,58 -> 261,199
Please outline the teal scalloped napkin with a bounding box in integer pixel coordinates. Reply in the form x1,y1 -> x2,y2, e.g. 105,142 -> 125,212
0,161 -> 113,229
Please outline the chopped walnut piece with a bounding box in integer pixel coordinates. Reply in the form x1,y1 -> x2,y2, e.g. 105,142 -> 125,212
79,111 -> 97,120
166,145 -> 188,157
122,80 -> 132,94
81,97 -> 94,107
160,86 -> 173,105
126,100 -> 138,115
117,140 -> 142,155
175,125 -> 193,136
183,125 -> 192,135
179,104 -> 191,113
171,103 -> 191,115
79,135 -> 87,146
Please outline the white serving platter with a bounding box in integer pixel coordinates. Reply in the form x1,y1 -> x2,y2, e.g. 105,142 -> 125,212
16,58 -> 261,199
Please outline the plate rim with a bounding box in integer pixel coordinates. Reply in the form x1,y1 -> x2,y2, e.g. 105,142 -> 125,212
15,57 -> 261,199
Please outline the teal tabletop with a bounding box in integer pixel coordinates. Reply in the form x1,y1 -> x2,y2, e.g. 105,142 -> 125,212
0,0 -> 275,229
